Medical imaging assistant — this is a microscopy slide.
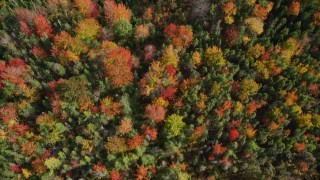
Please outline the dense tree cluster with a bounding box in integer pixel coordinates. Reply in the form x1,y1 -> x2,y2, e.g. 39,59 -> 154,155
0,0 -> 319,179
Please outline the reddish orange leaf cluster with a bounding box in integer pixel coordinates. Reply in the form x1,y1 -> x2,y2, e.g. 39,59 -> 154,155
287,91 -> 299,105
75,0 -> 99,17
21,141 -> 36,155
134,24 -> 150,40
288,1 -> 300,16
215,101 -> 232,117
135,166 -> 148,180
246,100 -> 266,114
31,158 -> 47,173
16,9 -> 35,35
212,143 -> 227,155
143,7 -> 153,20
104,0 -> 131,25
8,123 -> 30,143
0,103 -> 18,124
143,126 -> 158,140
51,31 -> 88,63
194,124 -> 206,137
253,4 -> 268,20
228,128 -> 240,142
100,97 -> 123,117
145,104 -> 166,123
34,14 -> 53,38
309,83 -> 319,95
19,21 -> 33,35
16,9 -> 53,38
93,162 -> 107,173
224,29 -> 239,47
118,118 -> 133,134
164,23 -> 193,48
161,86 -> 177,100
0,58 -> 29,89
299,161 -> 309,172
32,46 -> 48,59
223,2 -> 237,16
128,134 -> 145,150
103,47 -> 134,88
110,169 -> 122,180
295,142 -> 305,152
47,79 -> 64,115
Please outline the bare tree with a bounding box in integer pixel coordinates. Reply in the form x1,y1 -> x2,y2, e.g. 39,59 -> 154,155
187,0 -> 212,24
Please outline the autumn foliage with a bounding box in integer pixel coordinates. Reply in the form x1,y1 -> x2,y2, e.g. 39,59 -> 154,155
0,0 -> 320,179
75,0 -> 99,17
288,1 -> 300,16
164,23 -> 193,48
212,143 -> 227,155
145,104 -> 166,123
228,128 -> 240,142
253,4 -> 268,20
0,58 -> 29,89
103,47 -> 134,88
104,0 -> 131,25
16,9 -> 53,38
34,14 -> 53,38
52,31 -> 88,63
224,29 -> 239,47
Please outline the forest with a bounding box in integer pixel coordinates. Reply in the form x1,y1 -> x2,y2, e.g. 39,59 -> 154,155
0,0 -> 319,179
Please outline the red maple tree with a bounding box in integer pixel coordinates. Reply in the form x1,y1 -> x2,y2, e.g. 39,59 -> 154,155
34,14 -> 53,38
